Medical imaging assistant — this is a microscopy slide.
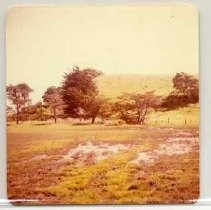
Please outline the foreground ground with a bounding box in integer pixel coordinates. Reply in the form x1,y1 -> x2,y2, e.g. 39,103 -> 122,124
7,122 -> 199,205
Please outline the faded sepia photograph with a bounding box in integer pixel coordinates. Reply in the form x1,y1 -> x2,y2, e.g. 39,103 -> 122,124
6,6 -> 199,204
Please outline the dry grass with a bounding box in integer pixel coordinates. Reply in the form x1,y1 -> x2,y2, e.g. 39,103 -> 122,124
96,74 -> 172,99
148,104 -> 199,125
7,117 -> 199,205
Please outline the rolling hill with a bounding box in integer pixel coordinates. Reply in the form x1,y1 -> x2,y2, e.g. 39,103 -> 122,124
96,74 -> 173,99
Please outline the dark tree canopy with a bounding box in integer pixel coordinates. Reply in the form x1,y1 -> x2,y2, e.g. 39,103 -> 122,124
173,72 -> 199,101
163,72 -> 199,109
6,83 -> 33,124
62,66 -> 102,123
42,86 -> 64,123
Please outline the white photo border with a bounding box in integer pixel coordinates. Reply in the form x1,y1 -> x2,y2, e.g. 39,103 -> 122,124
1,0 -> 211,208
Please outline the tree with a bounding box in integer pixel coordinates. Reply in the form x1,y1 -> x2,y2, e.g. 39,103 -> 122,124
20,101 -> 51,121
34,102 -> 51,121
62,66 -> 102,123
42,86 -> 64,123
6,105 -> 15,122
115,91 -> 159,124
162,72 -> 199,109
98,99 -> 114,121
173,72 -> 199,102
85,96 -> 110,124
6,83 -> 33,124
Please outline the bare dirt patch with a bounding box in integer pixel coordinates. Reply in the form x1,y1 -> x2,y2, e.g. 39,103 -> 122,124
59,141 -> 130,165
130,136 -> 199,164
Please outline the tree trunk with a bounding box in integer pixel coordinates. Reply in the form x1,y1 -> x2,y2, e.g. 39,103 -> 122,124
142,105 -> 149,125
137,104 -> 144,124
16,108 -> 19,124
16,114 -> 19,124
91,116 -> 96,124
137,110 -> 141,124
54,108 -> 57,124
139,118 -> 143,125
91,107 -> 101,124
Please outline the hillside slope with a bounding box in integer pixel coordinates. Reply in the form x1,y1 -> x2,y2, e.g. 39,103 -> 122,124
96,74 -> 173,99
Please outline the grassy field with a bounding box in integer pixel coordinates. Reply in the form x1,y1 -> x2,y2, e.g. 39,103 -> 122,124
7,107 -> 199,204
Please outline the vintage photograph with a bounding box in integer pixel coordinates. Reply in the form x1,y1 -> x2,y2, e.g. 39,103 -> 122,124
6,6 -> 199,204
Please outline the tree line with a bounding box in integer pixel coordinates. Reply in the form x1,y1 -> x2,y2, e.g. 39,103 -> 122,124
6,67 -> 199,125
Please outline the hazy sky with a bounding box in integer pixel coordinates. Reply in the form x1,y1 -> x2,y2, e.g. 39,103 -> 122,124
6,6 -> 199,102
